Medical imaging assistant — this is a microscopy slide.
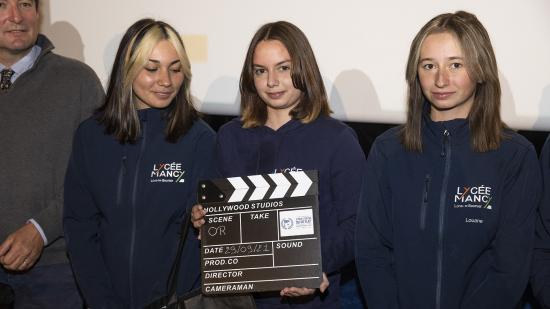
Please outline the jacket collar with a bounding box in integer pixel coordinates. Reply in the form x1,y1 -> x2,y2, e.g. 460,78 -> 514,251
257,118 -> 303,135
137,106 -> 168,122
422,103 -> 470,145
35,34 -> 54,56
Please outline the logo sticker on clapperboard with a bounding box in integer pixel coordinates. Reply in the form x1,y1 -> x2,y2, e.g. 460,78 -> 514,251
279,209 -> 314,237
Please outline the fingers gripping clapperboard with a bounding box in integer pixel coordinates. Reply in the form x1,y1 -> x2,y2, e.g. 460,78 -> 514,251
198,170 -> 322,295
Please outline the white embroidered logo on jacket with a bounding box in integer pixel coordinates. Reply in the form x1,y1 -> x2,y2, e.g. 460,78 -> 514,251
453,185 -> 493,210
150,162 -> 185,183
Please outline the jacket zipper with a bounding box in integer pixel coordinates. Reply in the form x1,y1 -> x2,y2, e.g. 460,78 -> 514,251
116,155 -> 127,206
435,129 -> 451,309
129,122 -> 147,308
419,174 -> 431,230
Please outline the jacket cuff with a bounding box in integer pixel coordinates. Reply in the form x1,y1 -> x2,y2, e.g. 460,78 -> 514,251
27,219 -> 48,246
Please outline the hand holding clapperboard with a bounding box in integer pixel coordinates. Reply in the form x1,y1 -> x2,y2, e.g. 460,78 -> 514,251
197,170 -> 322,294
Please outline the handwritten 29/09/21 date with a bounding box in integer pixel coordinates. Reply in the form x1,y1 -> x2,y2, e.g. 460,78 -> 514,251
222,243 -> 271,256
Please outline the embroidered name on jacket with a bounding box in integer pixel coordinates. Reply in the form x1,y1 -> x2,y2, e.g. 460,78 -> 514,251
453,185 -> 493,210
150,162 -> 185,183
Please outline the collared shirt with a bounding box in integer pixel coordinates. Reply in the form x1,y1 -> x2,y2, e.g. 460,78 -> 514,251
1,45 -> 47,245
0,45 -> 41,83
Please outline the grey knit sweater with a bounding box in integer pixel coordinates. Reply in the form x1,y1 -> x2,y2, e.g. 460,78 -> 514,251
0,35 -> 104,266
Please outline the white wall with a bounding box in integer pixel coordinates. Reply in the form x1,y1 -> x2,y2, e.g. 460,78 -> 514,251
40,0 -> 550,130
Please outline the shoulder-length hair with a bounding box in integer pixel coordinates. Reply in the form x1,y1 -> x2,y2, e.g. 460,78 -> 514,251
401,11 -> 504,152
97,18 -> 198,143
240,21 -> 331,128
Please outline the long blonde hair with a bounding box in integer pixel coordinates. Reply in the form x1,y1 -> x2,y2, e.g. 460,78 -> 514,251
98,18 -> 198,143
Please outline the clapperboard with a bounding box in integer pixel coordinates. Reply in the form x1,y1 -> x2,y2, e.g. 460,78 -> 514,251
198,170 -> 322,295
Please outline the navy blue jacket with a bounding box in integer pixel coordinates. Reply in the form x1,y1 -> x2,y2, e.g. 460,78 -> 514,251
64,109 -> 216,309
532,135 -> 550,309
216,117 -> 365,308
356,116 -> 541,309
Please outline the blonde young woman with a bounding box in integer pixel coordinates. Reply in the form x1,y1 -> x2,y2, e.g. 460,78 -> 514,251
64,19 -> 216,308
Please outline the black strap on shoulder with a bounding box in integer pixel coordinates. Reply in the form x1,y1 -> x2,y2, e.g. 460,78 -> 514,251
165,207 -> 193,301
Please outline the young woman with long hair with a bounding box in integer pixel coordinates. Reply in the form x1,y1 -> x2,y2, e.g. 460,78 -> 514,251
193,21 -> 365,308
63,19 -> 216,308
355,11 -> 542,309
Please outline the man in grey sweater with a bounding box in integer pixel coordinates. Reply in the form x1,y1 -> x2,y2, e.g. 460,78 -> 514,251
0,0 -> 104,307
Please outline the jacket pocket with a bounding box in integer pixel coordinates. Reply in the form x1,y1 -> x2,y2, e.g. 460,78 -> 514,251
116,156 -> 127,206
419,174 -> 431,230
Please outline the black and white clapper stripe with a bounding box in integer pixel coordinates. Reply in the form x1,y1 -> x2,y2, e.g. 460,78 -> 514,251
198,170 -> 318,204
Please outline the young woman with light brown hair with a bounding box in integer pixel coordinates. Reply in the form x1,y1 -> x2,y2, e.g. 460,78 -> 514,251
356,11 -> 542,309
193,21 -> 365,308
